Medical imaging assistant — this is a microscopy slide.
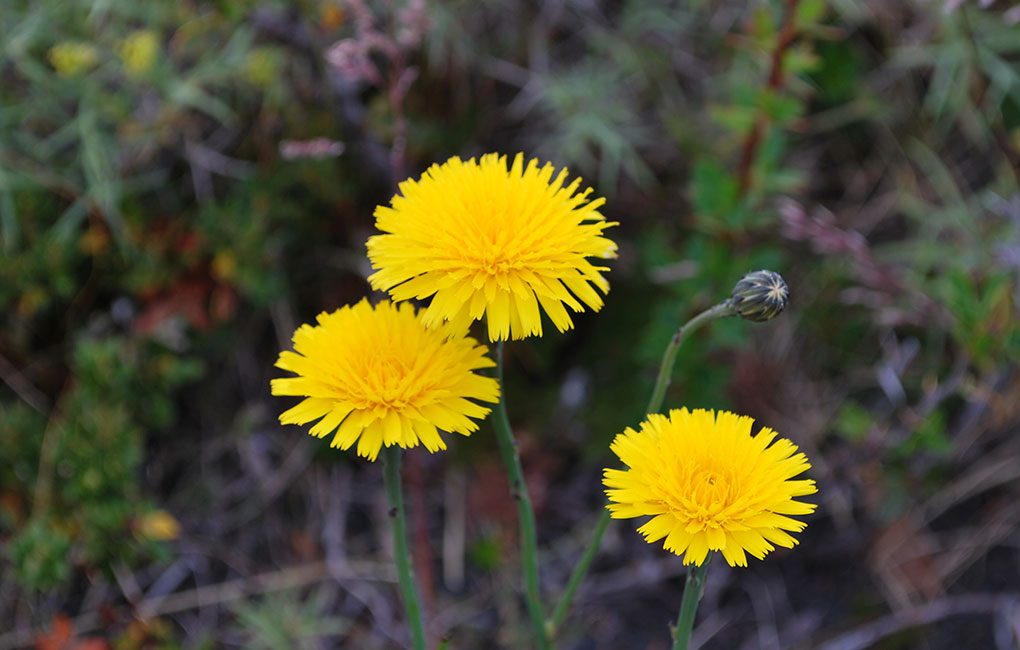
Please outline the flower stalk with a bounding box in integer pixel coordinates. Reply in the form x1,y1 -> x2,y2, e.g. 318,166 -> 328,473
547,300 -> 735,637
673,561 -> 710,650
645,302 -> 736,413
382,445 -> 427,650
549,270 -> 791,636
492,342 -> 550,649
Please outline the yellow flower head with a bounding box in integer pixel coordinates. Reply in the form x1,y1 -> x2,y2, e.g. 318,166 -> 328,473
367,153 -> 618,341
137,510 -> 180,541
48,41 -> 100,78
118,30 -> 159,76
243,47 -> 283,88
271,299 -> 500,461
604,408 -> 817,567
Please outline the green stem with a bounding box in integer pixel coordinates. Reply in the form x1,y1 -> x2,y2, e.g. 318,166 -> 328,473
382,445 -> 427,650
545,507 -> 610,637
546,301 -> 734,638
492,342 -> 550,650
673,561 -> 710,650
645,302 -> 735,415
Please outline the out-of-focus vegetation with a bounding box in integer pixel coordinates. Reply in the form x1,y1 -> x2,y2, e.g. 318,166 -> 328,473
1,0 -> 1019,648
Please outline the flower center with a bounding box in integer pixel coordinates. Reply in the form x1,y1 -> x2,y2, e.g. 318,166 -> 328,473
656,462 -> 743,532
343,354 -> 424,411
767,281 -> 787,302
692,468 -> 729,503
458,245 -> 526,279
483,257 -> 516,276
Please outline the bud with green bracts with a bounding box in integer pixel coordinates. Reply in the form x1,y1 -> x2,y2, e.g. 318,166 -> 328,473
727,270 -> 789,322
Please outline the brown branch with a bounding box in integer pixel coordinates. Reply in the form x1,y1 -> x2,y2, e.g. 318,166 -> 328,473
816,593 -> 1020,650
736,0 -> 801,196
0,560 -> 393,650
0,353 -> 50,414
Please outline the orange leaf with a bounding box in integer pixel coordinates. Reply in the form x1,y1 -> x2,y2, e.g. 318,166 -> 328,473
35,615 -> 73,650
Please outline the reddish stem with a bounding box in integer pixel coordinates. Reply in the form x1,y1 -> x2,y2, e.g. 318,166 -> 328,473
736,0 -> 801,197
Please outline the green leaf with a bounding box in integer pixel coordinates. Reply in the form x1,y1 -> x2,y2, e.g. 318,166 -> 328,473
834,402 -> 872,442
785,44 -> 821,75
9,519 -> 72,591
690,160 -> 739,221
796,0 -> 827,27
811,40 -> 862,103
709,104 -> 758,132
749,5 -> 776,43
168,79 -> 236,125
78,105 -> 126,245
759,89 -> 804,123
907,410 -> 951,457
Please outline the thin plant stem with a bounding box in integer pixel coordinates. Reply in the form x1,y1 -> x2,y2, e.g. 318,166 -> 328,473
545,507 -> 610,637
32,382 -> 72,520
381,445 -> 427,650
645,302 -> 735,415
492,341 -> 550,650
736,0 -> 802,196
546,301 -> 734,638
672,561 -> 710,650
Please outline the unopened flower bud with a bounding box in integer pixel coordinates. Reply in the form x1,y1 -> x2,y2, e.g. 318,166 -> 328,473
728,270 -> 789,322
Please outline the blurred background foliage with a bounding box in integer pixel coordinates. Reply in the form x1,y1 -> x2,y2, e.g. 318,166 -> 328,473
1,0 -> 1019,648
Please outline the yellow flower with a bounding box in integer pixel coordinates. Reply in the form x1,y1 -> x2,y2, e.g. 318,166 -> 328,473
271,299 -> 500,461
48,42 -> 99,78
138,510 -> 180,541
243,47 -> 282,88
367,153 -> 617,341
604,408 -> 817,567
118,30 -> 159,76
211,251 -> 237,281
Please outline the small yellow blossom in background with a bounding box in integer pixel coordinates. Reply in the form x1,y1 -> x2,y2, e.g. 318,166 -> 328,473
118,30 -> 159,76
79,225 -> 110,256
604,408 -> 817,567
48,42 -> 100,78
271,299 -> 500,461
367,153 -> 618,341
243,47 -> 283,89
16,287 -> 47,317
137,510 -> 180,541
320,2 -> 346,30
211,251 -> 237,281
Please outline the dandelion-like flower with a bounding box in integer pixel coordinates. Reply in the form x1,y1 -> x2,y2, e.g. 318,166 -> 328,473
48,42 -> 100,78
118,30 -> 159,76
271,299 -> 500,461
604,408 -> 817,567
367,153 -> 618,341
